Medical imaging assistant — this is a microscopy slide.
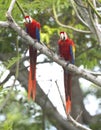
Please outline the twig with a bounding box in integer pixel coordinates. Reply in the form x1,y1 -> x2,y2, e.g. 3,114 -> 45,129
0,72 -> 13,86
75,111 -> 83,121
55,80 -> 66,114
73,0 -> 87,9
15,0 -> 26,17
87,0 -> 101,19
53,3 -> 91,34
88,4 -> 101,44
68,114 -> 92,130
69,0 -> 89,28
93,0 -> 98,24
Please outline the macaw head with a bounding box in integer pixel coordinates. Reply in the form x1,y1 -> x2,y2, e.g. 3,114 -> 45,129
24,16 -> 32,23
60,32 -> 68,40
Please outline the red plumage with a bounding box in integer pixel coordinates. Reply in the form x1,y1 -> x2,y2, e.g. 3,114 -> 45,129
24,16 -> 40,100
58,32 -> 75,114
58,38 -> 74,61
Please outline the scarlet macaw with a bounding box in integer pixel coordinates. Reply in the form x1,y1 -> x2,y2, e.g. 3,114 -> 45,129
24,16 -> 40,100
58,32 -> 75,114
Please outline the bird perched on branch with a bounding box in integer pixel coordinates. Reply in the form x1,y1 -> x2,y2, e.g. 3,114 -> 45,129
24,15 -> 40,100
58,32 -> 75,114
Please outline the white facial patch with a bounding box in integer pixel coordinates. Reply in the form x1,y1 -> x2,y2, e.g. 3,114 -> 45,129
25,17 -> 32,23
60,33 -> 64,39
60,32 -> 68,40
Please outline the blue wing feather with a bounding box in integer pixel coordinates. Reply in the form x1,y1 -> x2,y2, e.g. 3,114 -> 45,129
26,27 -> 28,33
36,27 -> 40,42
70,45 -> 75,64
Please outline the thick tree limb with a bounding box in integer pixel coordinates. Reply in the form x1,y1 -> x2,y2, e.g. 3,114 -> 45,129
0,21 -> 9,27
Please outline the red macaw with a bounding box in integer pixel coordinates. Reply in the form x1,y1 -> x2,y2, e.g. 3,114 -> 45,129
24,16 -> 40,100
58,32 -> 75,114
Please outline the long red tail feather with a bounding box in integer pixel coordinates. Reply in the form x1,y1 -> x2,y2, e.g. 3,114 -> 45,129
66,96 -> 71,114
64,70 -> 72,114
28,69 -> 32,99
28,45 -> 37,100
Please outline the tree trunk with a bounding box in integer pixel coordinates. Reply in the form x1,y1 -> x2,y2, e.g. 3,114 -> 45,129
71,75 -> 92,124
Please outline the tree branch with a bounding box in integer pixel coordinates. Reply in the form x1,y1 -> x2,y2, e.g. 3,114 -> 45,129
0,21 -> 9,27
69,0 -> 89,28
15,0 -> 26,17
87,0 -> 101,19
7,0 -> 16,15
68,115 -> 92,130
88,4 -> 101,44
53,3 -> 91,34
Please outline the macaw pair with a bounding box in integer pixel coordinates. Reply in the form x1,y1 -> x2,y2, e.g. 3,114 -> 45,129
24,16 -> 75,114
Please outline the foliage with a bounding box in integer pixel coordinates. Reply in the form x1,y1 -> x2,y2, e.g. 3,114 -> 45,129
0,87 -> 51,130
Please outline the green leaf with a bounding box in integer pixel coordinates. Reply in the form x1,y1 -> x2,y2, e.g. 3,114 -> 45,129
3,56 -> 21,69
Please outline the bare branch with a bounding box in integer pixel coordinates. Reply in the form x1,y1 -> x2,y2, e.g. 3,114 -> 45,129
69,0 -> 89,28
0,72 -> 12,86
93,0 -> 98,24
88,4 -> 101,44
7,0 -> 16,15
15,0 -> 26,17
55,80 -> 66,113
53,4 -> 91,34
82,69 -> 101,76
87,0 -> 101,19
0,21 -> 9,27
68,115 -> 92,130
76,111 -> 83,121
